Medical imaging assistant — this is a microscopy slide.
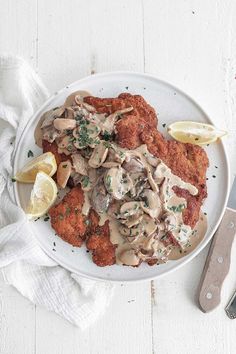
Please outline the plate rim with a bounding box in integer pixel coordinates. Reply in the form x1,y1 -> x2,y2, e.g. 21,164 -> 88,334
13,71 -> 230,283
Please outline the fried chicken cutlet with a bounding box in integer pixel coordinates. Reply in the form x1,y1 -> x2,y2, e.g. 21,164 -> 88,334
48,187 -> 116,265
48,186 -> 87,247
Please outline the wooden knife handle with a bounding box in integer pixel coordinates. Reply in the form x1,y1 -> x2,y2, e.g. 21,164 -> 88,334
198,208 -> 236,313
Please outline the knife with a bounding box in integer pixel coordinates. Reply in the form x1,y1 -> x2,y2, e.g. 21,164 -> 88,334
198,177 -> 236,313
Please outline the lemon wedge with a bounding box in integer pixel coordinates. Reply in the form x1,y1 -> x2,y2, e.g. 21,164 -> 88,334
26,171 -> 58,219
167,121 -> 227,146
15,152 -> 57,183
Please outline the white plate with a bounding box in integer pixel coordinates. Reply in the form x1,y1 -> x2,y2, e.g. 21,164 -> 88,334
13,72 -> 230,282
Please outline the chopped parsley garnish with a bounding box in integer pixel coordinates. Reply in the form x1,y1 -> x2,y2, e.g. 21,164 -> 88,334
11,177 -> 16,182
81,176 -> 90,188
44,216 -> 50,222
53,106 -> 59,111
27,150 -> 34,158
62,164 -> 68,168
105,175 -> 112,192
103,130 -> 112,141
162,123 -> 166,128
168,204 -> 185,213
67,144 -> 73,152
103,141 -> 112,148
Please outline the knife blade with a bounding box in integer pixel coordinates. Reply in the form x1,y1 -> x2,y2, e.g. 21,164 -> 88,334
197,177 -> 236,313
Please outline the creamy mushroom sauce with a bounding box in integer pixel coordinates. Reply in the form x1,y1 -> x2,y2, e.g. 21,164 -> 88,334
36,91 -> 208,266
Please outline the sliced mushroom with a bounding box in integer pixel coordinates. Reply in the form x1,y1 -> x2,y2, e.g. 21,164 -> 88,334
74,95 -> 96,112
63,91 -> 91,107
41,107 -> 65,129
69,171 -> 81,186
104,166 -> 133,200
64,107 -> 75,120
102,161 -> 121,168
123,156 -> 144,173
88,141 -> 108,168
117,248 -> 140,266
58,147 -> 74,156
102,107 -> 133,134
119,222 -> 144,238
91,177 -> 111,213
153,162 -> 168,184
134,144 -> 159,167
107,200 -> 123,218
146,167 -> 159,193
140,189 -> 162,218
119,201 -> 141,217
57,160 -> 72,188
162,212 -> 177,232
57,135 -> 74,150
141,215 -> 157,237
71,153 -> 88,176
42,125 -> 59,143
119,211 -> 144,228
102,144 -> 126,168
80,175 -> 92,191
53,118 -> 76,131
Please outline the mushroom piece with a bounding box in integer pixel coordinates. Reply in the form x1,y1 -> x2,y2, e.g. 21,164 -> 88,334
119,201 -> 142,218
146,166 -> 159,193
80,175 -> 92,192
140,189 -> 162,218
153,162 -> 168,184
57,146 -> 74,156
63,91 -> 91,107
53,118 -> 76,131
119,211 -> 144,228
162,212 -> 178,232
104,166 -> 133,200
141,215 -> 158,237
57,160 -> 72,188
74,95 -> 96,112
41,107 -> 65,129
88,141 -> 109,168
119,222 -> 144,238
42,125 -> 59,143
64,107 -> 75,120
91,177 -> 112,213
102,144 -> 126,168
39,107 -> 69,144
57,135 -> 75,151
71,153 -> 88,176
123,156 -> 144,173
117,248 -> 140,266
102,107 -> 133,134
34,107 -> 64,147
134,144 -> 159,167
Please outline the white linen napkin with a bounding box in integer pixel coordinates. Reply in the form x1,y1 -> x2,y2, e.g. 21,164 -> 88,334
0,55 -> 114,330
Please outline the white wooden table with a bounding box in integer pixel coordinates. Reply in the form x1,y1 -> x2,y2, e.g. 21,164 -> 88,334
1,1 -> 236,353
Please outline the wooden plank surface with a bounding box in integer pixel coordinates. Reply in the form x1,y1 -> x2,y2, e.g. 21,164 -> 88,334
0,0 -> 236,353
